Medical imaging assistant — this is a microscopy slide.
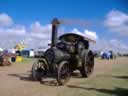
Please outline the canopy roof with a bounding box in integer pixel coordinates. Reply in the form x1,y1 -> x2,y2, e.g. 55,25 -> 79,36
59,33 -> 96,43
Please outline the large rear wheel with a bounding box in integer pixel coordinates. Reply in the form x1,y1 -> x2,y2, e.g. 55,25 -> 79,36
57,61 -> 70,86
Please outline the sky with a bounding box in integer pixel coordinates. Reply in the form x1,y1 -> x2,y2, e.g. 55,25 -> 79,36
0,0 -> 128,53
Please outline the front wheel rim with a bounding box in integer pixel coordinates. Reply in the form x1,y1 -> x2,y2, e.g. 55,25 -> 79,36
57,61 -> 70,85
32,60 -> 46,81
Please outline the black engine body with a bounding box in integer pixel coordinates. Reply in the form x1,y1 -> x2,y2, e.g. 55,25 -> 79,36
44,33 -> 90,73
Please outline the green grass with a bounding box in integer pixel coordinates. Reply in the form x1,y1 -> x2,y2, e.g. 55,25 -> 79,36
66,60 -> 128,96
13,57 -> 36,64
22,58 -> 36,64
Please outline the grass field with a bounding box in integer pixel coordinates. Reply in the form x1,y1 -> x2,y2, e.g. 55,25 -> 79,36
0,57 -> 128,96
66,58 -> 128,96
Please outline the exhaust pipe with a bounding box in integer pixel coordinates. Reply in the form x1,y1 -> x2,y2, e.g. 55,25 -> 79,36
51,18 -> 60,48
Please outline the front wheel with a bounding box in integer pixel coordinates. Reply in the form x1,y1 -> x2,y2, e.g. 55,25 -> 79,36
56,61 -> 70,86
32,59 -> 47,81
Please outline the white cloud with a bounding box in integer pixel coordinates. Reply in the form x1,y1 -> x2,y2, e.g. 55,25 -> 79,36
105,10 -> 128,36
91,39 -> 111,51
110,39 -> 128,50
0,20 -> 98,49
71,28 -> 83,35
30,21 -> 51,39
0,20 -> 52,49
31,21 -> 51,33
6,25 -> 26,35
0,13 -> 13,26
92,38 -> 128,53
84,30 -> 98,40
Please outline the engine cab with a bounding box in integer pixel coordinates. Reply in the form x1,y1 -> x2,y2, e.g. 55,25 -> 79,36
57,33 -> 89,54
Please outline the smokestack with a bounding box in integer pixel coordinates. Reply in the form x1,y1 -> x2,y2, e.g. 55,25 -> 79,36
51,18 -> 60,47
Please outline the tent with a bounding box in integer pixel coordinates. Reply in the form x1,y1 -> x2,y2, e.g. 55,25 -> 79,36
100,51 -> 113,60
22,48 -> 34,57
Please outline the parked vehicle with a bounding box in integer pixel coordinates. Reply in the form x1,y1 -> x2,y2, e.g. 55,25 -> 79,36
0,50 -> 16,66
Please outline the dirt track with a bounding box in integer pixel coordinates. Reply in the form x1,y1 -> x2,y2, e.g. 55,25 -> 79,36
0,57 -> 127,96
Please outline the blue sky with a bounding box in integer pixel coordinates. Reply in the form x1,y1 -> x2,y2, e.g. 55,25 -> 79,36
0,0 -> 128,52
0,0 -> 127,23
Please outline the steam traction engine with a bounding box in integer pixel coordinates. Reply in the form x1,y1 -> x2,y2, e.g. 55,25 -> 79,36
32,18 -> 95,85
